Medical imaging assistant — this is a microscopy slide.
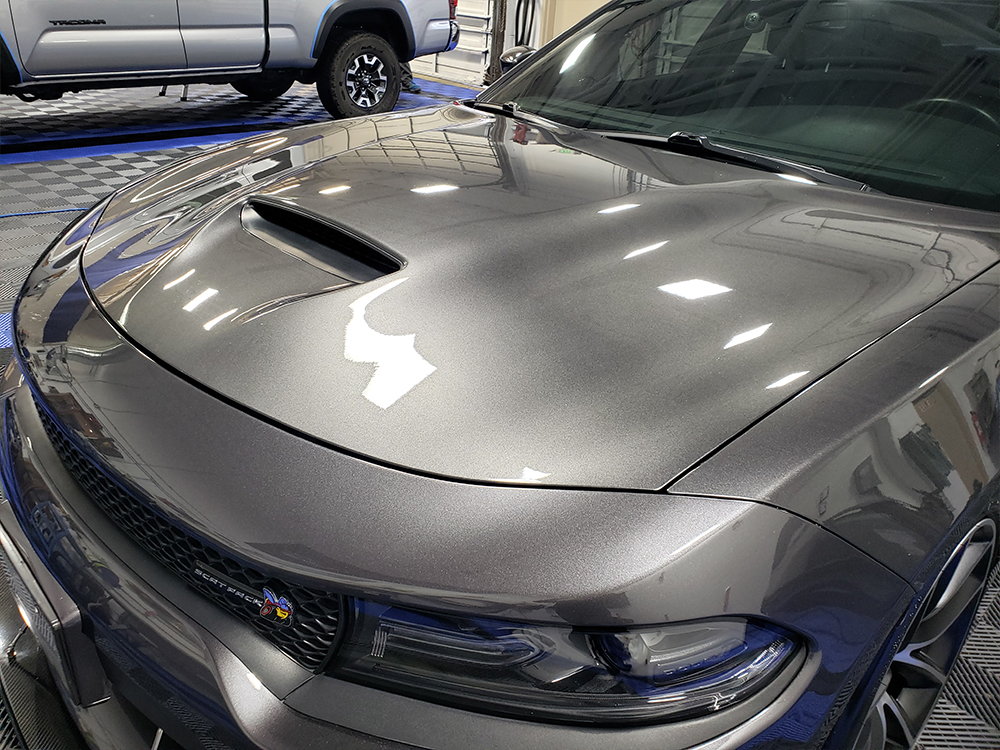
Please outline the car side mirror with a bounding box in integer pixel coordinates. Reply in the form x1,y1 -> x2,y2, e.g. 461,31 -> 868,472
500,46 -> 535,74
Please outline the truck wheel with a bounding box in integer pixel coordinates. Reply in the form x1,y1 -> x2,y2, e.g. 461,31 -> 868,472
317,30 -> 400,119
231,72 -> 296,101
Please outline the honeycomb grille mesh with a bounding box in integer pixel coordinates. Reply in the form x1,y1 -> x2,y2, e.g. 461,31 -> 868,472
35,403 -> 341,672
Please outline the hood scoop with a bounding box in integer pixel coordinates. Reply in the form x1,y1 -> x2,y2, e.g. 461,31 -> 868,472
242,199 -> 403,283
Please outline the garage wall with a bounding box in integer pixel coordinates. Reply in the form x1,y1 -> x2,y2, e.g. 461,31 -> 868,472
409,0 -> 607,86
410,0 -> 494,85
539,0 -> 605,44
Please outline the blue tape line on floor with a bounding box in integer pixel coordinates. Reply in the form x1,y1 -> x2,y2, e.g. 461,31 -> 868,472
0,117 -> 291,147
0,131 -> 269,165
0,208 -> 89,219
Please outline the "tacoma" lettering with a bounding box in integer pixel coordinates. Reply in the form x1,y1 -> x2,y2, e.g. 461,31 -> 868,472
49,20 -> 108,27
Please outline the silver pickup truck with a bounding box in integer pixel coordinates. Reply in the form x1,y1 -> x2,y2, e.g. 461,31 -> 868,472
0,0 -> 459,118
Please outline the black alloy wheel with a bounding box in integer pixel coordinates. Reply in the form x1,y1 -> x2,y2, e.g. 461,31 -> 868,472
316,30 -> 400,119
853,518 -> 997,750
231,71 -> 297,101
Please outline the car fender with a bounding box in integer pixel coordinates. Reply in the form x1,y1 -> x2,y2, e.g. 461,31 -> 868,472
672,265 -> 1000,589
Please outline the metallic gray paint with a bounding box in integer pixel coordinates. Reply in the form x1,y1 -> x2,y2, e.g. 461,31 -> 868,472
1,65 -> 997,750
2,0 -> 451,89
10,0 -> 186,76
177,0 -> 265,70
672,267 -> 1000,586
4,283 -> 908,746
76,106 -> 1000,491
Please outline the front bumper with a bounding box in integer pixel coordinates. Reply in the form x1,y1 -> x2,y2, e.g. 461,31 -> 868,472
0,380 -> 415,750
0,362 -> 832,750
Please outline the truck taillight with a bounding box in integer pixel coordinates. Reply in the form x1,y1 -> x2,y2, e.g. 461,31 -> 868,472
449,0 -> 458,20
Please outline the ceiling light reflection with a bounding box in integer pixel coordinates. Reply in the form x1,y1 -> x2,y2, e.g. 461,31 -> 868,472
778,174 -> 816,186
163,269 -> 195,290
918,367 -> 949,389
598,203 -> 639,214
491,467 -> 553,483
344,278 -> 436,409
659,279 -> 732,300
252,137 -> 288,154
724,323 -> 772,349
203,308 -> 239,331
623,240 -> 668,260
560,34 -> 596,74
766,371 -> 809,389
319,185 -> 351,195
411,184 -> 459,194
246,672 -> 263,691
183,288 -> 218,311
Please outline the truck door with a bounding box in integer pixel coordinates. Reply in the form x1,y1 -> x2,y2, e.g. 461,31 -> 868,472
177,0 -> 265,69
9,0 -> 186,76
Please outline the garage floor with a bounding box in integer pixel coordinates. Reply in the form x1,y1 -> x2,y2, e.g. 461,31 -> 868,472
1,81 -> 999,750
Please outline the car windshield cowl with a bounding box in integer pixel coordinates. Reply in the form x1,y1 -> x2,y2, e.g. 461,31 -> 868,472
482,0 -> 1000,211
462,98 -> 568,131
595,129 -> 876,190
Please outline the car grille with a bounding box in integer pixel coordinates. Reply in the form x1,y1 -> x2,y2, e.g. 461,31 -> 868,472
34,402 -> 342,672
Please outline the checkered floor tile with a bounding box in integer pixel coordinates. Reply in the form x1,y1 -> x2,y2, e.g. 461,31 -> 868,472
1,148 -> 209,215
2,80 -> 478,148
1,211 -> 86,276
917,560 -> 1000,748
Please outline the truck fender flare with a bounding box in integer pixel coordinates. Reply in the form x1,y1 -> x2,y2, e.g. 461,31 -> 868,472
311,0 -> 415,61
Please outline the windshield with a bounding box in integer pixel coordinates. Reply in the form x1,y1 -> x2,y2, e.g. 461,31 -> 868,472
483,0 -> 1000,211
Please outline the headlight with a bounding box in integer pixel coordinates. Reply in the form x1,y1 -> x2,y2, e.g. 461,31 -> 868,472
332,600 -> 799,725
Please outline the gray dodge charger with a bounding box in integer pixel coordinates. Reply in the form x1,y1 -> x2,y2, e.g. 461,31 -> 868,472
1,0 -> 998,749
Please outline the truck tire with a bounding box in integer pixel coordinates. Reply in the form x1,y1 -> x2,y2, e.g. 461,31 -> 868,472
231,72 -> 296,101
317,30 -> 400,119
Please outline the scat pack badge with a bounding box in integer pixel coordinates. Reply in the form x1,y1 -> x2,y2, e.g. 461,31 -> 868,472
192,565 -> 294,627
260,587 -> 294,627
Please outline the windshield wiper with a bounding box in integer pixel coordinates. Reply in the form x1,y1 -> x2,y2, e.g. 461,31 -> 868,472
598,130 -> 875,192
461,99 -> 563,129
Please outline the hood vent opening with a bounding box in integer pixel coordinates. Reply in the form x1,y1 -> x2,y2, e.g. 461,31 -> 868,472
242,199 -> 403,283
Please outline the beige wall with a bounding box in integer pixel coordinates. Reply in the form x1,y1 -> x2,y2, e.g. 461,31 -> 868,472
540,0 -> 606,45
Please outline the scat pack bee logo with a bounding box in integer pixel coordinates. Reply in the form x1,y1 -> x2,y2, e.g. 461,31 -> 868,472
260,588 -> 294,627
191,565 -> 294,627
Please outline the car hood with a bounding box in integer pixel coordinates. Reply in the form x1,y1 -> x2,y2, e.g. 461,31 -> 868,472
80,105 -> 1000,490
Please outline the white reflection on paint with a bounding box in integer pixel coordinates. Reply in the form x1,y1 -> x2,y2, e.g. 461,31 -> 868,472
919,367 -> 949,389
319,185 -> 351,195
246,672 -> 263,690
411,184 -> 459,194
778,174 -> 816,185
724,323 -> 772,349
492,467 -> 552,483
251,137 -> 287,154
204,308 -> 238,331
766,371 -> 809,389
598,203 -> 639,214
659,279 -> 732,300
560,34 -> 596,73
163,269 -> 195,290
623,240 -> 668,260
183,288 -> 218,311
344,278 -> 436,409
